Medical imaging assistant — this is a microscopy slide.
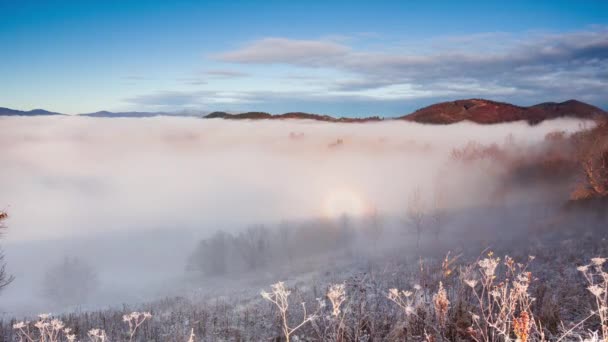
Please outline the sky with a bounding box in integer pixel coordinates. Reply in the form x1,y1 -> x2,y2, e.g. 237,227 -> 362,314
0,0 -> 607,117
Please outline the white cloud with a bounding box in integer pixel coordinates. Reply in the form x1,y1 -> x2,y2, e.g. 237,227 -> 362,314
125,28 -> 608,113
204,69 -> 250,78
217,37 -> 350,65
213,28 -> 608,104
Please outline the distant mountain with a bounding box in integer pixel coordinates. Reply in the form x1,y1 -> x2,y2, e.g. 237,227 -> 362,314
0,107 -> 63,116
203,99 -> 605,124
0,107 -> 206,118
400,99 -> 606,124
205,111 -> 273,120
529,100 -> 606,119
81,111 -> 169,118
204,111 -> 382,122
80,110 -> 206,118
1,99 -> 605,123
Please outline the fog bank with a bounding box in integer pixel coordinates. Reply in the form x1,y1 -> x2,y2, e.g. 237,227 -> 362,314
0,116 -> 591,314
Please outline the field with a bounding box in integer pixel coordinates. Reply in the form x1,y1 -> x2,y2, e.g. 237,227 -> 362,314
3,219 -> 608,341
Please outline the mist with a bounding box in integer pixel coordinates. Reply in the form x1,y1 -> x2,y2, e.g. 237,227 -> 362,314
0,116 -> 592,315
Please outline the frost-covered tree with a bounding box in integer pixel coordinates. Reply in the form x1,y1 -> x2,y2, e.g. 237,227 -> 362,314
363,207 -> 383,257
430,186 -> 447,242
338,214 -> 356,258
44,256 -> 98,306
278,221 -> 294,267
237,225 -> 270,269
407,187 -> 425,248
188,230 -> 230,276
571,121 -> 608,200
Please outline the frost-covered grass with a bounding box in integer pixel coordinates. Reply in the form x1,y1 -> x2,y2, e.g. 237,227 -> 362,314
3,227 -> 608,342
11,312 -> 152,342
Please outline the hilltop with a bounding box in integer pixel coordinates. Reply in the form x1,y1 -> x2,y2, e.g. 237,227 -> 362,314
1,99 -> 605,124
400,99 -> 606,124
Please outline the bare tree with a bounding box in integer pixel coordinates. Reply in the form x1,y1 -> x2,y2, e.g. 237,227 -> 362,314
571,122 -> 608,200
582,139 -> 608,197
237,225 -> 270,270
188,230 -> 230,276
338,214 -> 355,258
261,281 -> 318,342
430,186 -> 447,242
407,187 -> 425,248
363,206 -> 383,257
44,256 -> 98,306
0,211 -> 14,291
278,221 -> 294,267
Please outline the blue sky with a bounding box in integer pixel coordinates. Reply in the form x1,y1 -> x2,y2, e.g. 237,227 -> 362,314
1,0 -> 607,116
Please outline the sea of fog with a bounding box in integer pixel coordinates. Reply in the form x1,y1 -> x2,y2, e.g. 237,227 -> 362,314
0,116 -> 592,315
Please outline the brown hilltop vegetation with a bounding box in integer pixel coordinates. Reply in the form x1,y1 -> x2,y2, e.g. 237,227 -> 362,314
203,98 -> 606,124
569,120 -> 608,204
399,99 -> 607,124
457,116 -> 608,211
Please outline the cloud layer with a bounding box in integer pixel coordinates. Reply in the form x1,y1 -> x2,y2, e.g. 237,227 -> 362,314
124,27 -> 608,114
219,38 -> 351,65
0,116 -> 591,315
217,29 -> 608,96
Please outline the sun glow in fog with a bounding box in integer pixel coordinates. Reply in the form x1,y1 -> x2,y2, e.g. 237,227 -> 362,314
323,188 -> 367,218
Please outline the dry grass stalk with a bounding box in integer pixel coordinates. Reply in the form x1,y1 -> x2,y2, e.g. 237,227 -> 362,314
261,281 -> 318,342
433,281 -> 450,328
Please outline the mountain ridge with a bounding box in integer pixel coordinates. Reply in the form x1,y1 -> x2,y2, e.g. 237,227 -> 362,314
0,107 -> 64,116
1,99 -> 605,124
400,99 -> 606,124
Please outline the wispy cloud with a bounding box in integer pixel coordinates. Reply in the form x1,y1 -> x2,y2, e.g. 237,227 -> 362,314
215,28 -> 608,102
125,91 -> 209,107
217,37 -> 350,65
122,75 -> 152,81
176,70 -> 249,86
121,75 -> 155,85
124,90 -> 265,109
204,69 -> 250,78
177,78 -> 208,86
127,28 -> 608,113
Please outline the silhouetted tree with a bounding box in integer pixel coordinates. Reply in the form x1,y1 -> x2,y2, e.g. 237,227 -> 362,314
407,187 -> 425,248
337,214 -> 356,258
278,221 -> 294,267
44,256 -> 98,307
430,186 -> 447,242
237,225 -> 269,269
363,207 -> 383,257
188,230 -> 231,276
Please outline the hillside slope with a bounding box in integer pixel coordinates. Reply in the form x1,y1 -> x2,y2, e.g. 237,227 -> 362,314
0,107 -> 63,116
1,99 -> 605,124
400,99 -> 606,124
